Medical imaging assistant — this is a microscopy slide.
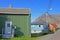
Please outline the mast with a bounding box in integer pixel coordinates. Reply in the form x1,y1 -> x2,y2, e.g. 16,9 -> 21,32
46,0 -> 52,24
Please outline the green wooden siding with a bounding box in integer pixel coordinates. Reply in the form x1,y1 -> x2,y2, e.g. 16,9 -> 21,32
0,15 -> 31,37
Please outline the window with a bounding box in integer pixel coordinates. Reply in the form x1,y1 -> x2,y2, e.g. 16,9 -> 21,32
7,23 -> 10,27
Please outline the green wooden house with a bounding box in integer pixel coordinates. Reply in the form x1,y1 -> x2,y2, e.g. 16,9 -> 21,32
0,7 -> 31,37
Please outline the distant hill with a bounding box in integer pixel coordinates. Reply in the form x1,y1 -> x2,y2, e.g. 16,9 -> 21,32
31,13 -> 60,26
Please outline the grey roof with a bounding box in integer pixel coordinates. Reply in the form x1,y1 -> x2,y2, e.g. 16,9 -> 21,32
0,8 -> 30,14
32,13 -> 60,25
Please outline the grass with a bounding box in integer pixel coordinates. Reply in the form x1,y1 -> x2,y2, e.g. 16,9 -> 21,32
56,28 -> 60,31
0,37 -> 40,40
0,33 -> 48,40
31,33 -> 48,37
11,37 -> 40,40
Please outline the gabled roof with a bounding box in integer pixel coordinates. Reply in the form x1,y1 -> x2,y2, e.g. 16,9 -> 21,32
0,8 -> 30,14
32,13 -> 60,25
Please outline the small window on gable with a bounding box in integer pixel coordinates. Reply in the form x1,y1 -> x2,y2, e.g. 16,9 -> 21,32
39,25 -> 40,27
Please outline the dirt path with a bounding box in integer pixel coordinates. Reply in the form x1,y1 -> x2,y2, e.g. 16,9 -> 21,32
38,30 -> 60,40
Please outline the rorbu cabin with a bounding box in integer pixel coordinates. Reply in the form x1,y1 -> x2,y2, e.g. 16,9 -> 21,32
0,5 -> 31,38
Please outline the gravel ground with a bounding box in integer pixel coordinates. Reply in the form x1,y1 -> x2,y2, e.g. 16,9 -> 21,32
39,30 -> 60,40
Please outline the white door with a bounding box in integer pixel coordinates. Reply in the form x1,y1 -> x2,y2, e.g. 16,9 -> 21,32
5,21 -> 12,34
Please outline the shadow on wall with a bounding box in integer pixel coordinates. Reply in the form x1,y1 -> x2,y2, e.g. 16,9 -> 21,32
14,26 -> 24,37
0,15 -> 7,34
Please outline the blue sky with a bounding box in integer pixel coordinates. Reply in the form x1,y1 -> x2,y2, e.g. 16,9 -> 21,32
0,0 -> 60,22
